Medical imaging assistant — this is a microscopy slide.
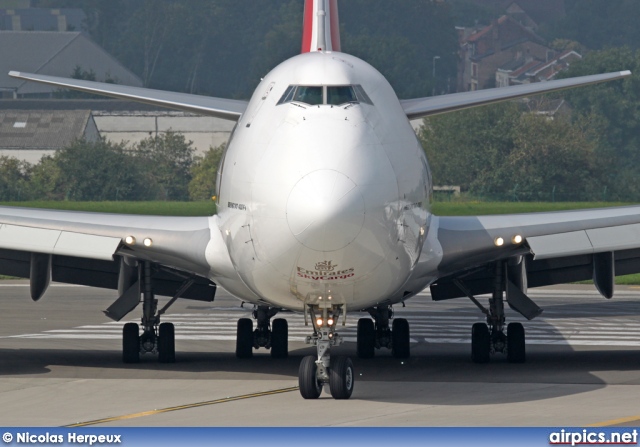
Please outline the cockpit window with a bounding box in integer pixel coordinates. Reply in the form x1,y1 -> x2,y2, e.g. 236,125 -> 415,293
327,86 -> 356,105
277,84 -> 373,106
293,86 -> 323,105
353,85 -> 373,105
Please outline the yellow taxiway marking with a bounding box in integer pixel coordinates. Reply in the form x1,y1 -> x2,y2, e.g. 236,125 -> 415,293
588,414 -> 640,427
66,386 -> 299,427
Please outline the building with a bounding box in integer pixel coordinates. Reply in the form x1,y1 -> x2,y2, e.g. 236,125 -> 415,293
0,109 -> 99,163
496,50 -> 582,87
0,31 -> 142,99
458,15 -> 548,91
0,100 -> 234,161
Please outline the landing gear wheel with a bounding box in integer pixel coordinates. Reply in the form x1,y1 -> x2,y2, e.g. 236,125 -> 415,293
507,322 -> 526,363
299,355 -> 322,399
236,318 -> 253,359
471,322 -> 490,364
357,318 -> 375,359
271,318 -> 288,358
330,356 -> 354,400
391,318 -> 410,359
158,322 -> 176,363
122,322 -> 140,364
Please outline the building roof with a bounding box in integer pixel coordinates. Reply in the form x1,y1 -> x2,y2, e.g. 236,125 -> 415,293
0,109 -> 92,149
465,15 -> 545,60
0,31 -> 142,96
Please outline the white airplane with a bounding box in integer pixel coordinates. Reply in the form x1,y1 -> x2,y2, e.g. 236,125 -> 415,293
4,0 -> 637,400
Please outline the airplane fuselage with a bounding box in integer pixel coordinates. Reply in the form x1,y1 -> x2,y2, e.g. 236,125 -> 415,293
209,52 -> 436,311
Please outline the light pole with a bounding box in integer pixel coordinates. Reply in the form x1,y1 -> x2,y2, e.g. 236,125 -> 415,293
432,55 -> 441,96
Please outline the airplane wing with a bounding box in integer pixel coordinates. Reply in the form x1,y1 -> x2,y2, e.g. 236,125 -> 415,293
0,205 -> 224,313
425,206 -> 640,307
401,71 -> 631,120
8,71 -> 248,121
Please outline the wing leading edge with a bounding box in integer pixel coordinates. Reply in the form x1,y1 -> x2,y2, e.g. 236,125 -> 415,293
427,206 -> 640,301
8,71 -> 248,121
401,71 -> 631,120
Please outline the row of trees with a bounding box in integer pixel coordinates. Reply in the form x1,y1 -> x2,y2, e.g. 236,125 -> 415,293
421,47 -> 640,202
0,133 -> 222,202
32,0 -> 457,99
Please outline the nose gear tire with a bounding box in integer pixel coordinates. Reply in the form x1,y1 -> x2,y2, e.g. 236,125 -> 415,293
330,356 -> 354,399
299,355 -> 322,399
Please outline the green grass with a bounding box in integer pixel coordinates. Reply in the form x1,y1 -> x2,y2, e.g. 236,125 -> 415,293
432,201 -> 634,216
0,201 -> 217,216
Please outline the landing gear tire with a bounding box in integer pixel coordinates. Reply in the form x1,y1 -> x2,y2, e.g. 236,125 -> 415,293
330,356 -> 355,400
507,322 -> 526,364
299,355 -> 322,399
471,322 -> 490,364
158,322 -> 176,363
271,318 -> 288,359
122,322 -> 140,364
236,318 -> 253,359
356,318 -> 375,359
391,318 -> 410,359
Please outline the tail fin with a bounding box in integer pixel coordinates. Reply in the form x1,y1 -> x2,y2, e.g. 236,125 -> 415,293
301,0 -> 341,53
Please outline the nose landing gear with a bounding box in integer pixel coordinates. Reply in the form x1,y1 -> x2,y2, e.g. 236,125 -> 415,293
299,302 -> 354,399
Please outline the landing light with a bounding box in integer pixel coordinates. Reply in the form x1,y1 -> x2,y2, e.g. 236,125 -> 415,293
512,235 -> 523,245
143,238 -> 153,247
420,227 -> 425,236
327,318 -> 335,326
494,237 -> 505,247
124,236 -> 136,245
316,318 -> 324,327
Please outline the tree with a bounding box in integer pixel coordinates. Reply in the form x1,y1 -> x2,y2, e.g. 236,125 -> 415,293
542,0 -> 640,51
557,47 -> 640,200
0,157 -> 31,201
420,102 -> 519,192
189,145 -> 225,201
419,102 -> 607,201
54,66 -> 117,99
50,139 -> 150,201
133,132 -> 196,201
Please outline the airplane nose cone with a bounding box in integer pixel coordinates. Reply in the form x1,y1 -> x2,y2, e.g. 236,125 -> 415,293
287,170 -> 365,252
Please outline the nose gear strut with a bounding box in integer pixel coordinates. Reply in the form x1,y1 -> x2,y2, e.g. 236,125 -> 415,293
299,301 -> 354,399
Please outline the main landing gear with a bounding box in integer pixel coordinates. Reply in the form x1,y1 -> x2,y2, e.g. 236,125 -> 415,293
299,302 -> 354,399
461,262 -> 526,364
122,261 -> 188,364
235,305 -> 288,359
356,306 -> 410,359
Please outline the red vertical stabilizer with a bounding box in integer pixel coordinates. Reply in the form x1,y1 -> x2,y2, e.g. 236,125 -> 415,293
301,0 -> 341,53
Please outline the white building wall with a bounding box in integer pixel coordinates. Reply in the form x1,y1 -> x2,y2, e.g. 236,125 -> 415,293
93,111 -> 235,155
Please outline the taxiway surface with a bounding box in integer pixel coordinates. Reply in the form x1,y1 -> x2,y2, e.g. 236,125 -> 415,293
1,282 -> 640,427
